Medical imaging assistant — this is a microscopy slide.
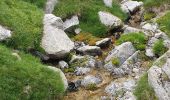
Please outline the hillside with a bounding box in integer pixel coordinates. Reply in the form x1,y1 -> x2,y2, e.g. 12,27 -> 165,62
0,0 -> 170,100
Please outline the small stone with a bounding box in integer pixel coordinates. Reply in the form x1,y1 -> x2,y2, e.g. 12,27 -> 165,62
96,38 -> 111,48
59,61 -> 69,69
81,75 -> 102,87
75,67 -> 91,76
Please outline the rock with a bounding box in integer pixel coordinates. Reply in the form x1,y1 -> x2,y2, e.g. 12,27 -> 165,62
69,55 -> 85,64
41,14 -> 74,59
96,61 -> 104,68
43,14 -> 64,30
105,82 -> 121,96
96,38 -> 111,48
0,25 -> 11,41
47,66 -> 68,91
74,28 -> 81,34
74,41 -> 86,50
45,0 -> 58,14
86,56 -> 96,68
148,66 -> 170,100
123,80 -> 136,91
118,91 -> 136,100
162,59 -> 170,79
12,53 -> 21,61
145,48 -> 155,57
123,25 -> 142,34
29,49 -> 49,61
81,75 -> 102,87
105,42 -> 136,64
59,61 -> 69,69
103,0 -> 112,7
163,40 -> 170,48
121,0 -> 143,13
63,15 -> 79,32
104,61 -> 115,72
132,68 -> 139,73
147,37 -> 158,47
98,11 -> 123,29
77,45 -> 102,56
68,81 -> 78,92
75,67 -> 91,76
142,23 -> 158,33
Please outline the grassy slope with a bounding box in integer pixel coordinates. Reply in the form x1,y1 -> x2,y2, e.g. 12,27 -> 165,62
157,11 -> 170,37
0,44 -> 64,99
21,0 -> 47,8
0,0 -> 43,51
53,0 -> 127,37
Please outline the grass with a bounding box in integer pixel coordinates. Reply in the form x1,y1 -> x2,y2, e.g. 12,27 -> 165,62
53,0 -> 127,37
157,11 -> 170,37
134,73 -> 158,100
0,44 -> 65,99
152,40 -> 168,57
0,0 -> 44,51
21,0 -> 47,8
116,32 -> 147,50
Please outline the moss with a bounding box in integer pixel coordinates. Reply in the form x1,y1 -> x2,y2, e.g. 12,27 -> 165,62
64,67 -> 75,73
74,33 -> 100,46
116,32 -> 147,51
111,57 -> 120,66
0,0 -> 44,51
0,44 -> 64,99
134,73 -> 158,100
152,40 -> 168,57
85,83 -> 97,91
53,0 -> 127,37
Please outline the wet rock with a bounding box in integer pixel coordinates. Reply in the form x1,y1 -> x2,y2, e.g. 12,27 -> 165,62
63,15 -> 79,32
41,14 -> 74,59
59,61 -> 69,69
96,38 -> 111,48
121,0 -> 143,13
77,45 -> 102,56
0,25 -> 12,41
75,67 -> 91,76
98,11 -> 123,29
68,81 -> 78,92
81,75 -> 102,87
105,42 -> 136,64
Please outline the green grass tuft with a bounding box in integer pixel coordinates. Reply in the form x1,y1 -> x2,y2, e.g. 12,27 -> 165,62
0,44 -> 65,99
0,0 -> 44,51
116,32 -> 147,50
152,39 -> 168,57
53,0 -> 127,37
111,57 -> 120,66
21,0 -> 47,8
134,73 -> 158,100
157,11 -> 170,37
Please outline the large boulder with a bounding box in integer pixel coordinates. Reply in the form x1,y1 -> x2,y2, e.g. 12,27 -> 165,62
45,0 -> 58,14
41,14 -> 74,59
98,11 -> 123,29
105,42 -> 136,63
121,0 -> 143,13
77,45 -> 102,56
0,25 -> 11,41
63,15 -> 79,32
